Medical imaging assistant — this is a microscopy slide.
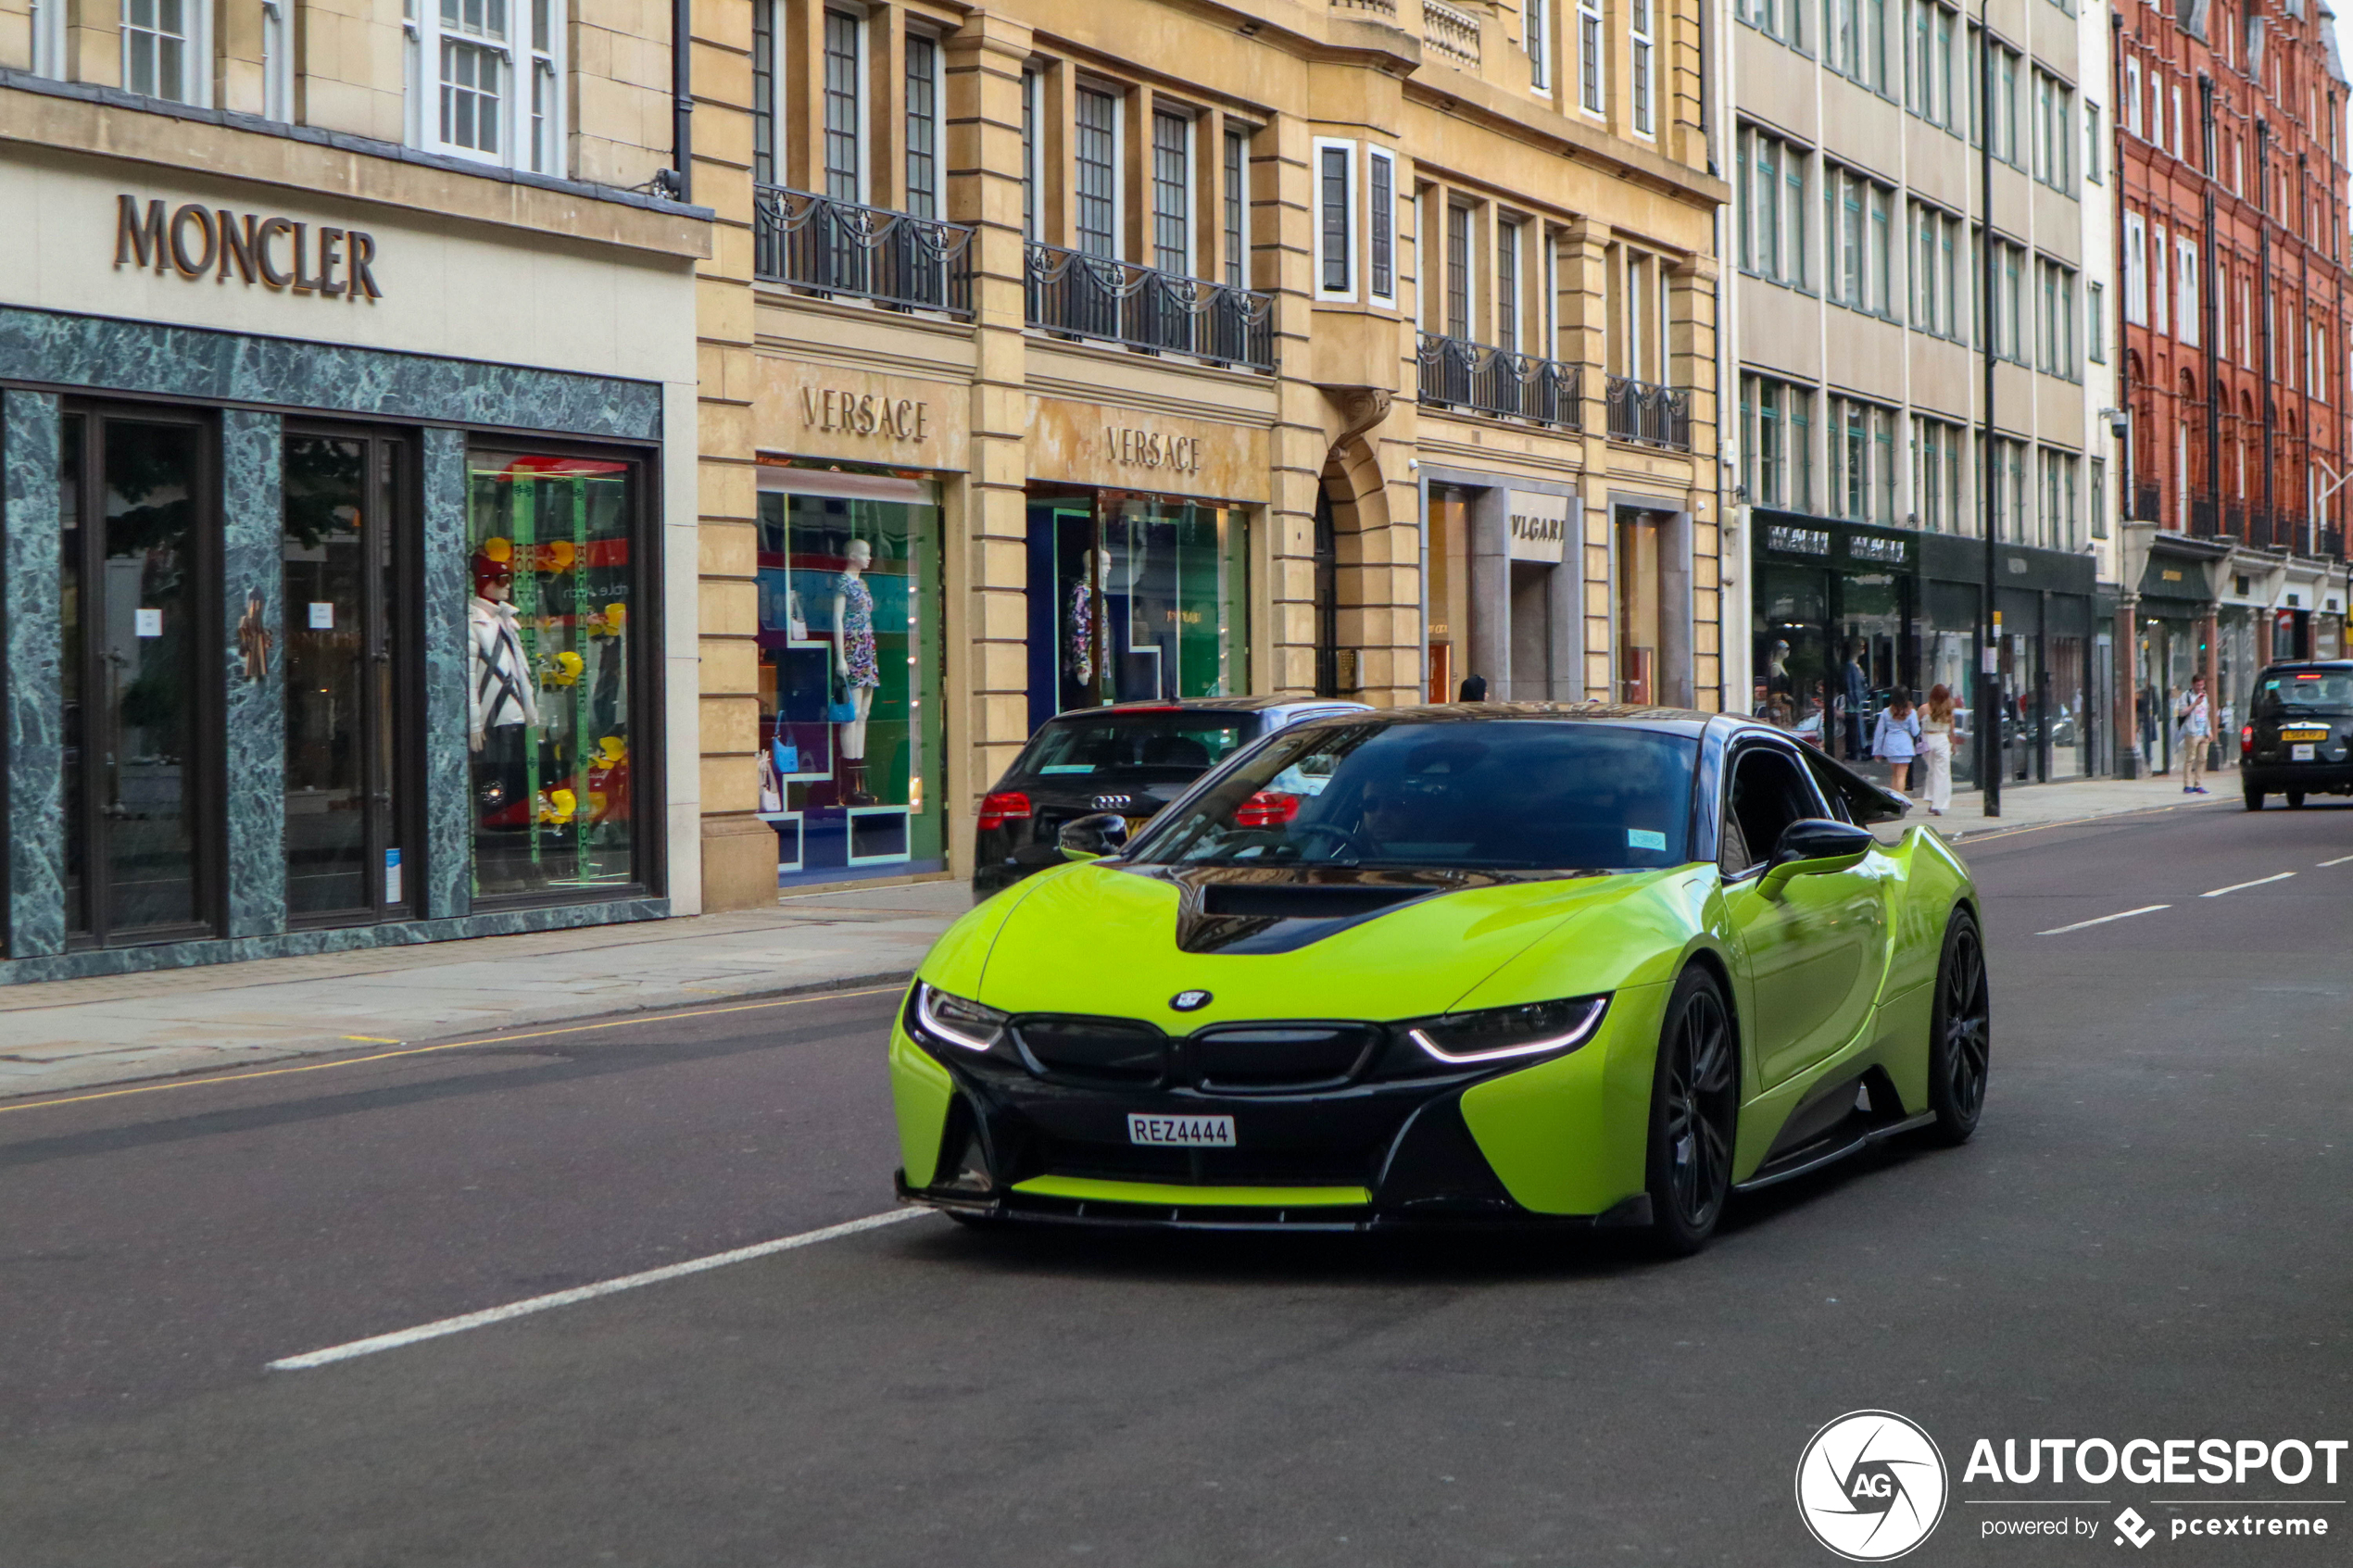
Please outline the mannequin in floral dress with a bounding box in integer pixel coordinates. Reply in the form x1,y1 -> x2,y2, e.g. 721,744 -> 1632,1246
830,538 -> 881,805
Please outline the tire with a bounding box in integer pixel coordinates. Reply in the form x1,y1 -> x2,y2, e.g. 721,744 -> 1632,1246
2244,786 -> 2266,811
2287,790 -> 2308,809
1925,909 -> 1991,1146
1644,968 -> 1739,1257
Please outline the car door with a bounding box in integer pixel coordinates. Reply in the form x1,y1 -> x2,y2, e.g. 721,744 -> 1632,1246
1716,741 -> 1890,1088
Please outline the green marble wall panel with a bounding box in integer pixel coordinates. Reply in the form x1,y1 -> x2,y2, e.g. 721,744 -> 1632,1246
4,390 -> 65,960
422,429 -> 471,921
221,409 -> 286,940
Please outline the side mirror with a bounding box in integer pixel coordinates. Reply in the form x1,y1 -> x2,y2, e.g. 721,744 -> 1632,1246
1058,812 -> 1131,862
1759,817 -> 1877,897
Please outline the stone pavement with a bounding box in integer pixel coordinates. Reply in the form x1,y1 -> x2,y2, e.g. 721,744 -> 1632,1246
0,766 -> 2250,1103
1882,762 -> 2244,844
0,880 -> 971,1101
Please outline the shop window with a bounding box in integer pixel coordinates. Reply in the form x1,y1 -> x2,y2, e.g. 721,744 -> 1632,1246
466,450 -> 643,900
283,430 -> 418,923
61,407 -> 220,946
758,469 -> 945,888
1024,490 -> 1251,731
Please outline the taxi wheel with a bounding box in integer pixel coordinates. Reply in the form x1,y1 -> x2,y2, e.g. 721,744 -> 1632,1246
2244,786 -> 2265,811
1644,968 -> 1737,1258
2287,790 -> 2308,809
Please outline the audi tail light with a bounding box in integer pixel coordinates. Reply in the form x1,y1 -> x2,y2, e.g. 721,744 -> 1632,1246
976,791 -> 1032,832
1233,791 -> 1301,829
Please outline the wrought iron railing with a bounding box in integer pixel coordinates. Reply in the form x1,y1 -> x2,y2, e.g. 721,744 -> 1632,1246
2226,504 -> 2246,540
2320,525 -> 2347,559
753,185 -> 974,318
2191,499 -> 2220,537
1604,375 -> 1692,451
1025,243 -> 1275,370
2134,483 -> 2161,523
1416,333 -> 1581,428
2247,508 -> 2275,548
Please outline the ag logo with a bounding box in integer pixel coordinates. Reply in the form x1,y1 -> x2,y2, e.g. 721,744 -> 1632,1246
1794,1411 -> 1948,1562
1169,989 -> 1213,1012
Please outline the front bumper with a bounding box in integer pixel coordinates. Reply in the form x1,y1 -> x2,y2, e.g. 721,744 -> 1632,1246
887,983 -> 1667,1229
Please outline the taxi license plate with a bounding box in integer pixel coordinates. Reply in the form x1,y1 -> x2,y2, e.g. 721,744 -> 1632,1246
2282,729 -> 2331,742
2292,744 -> 2317,761
1128,1113 -> 1235,1148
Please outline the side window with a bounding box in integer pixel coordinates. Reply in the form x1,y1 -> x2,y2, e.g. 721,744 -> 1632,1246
1801,751 -> 1854,822
1723,747 -> 1819,875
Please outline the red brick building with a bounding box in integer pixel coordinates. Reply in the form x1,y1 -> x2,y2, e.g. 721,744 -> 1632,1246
2115,0 -> 2350,761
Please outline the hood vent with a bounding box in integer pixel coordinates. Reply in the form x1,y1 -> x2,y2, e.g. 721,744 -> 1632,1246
1143,867 -> 1500,955
1198,884 -> 1427,921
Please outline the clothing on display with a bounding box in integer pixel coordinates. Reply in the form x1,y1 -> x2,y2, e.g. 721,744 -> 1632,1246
837,572 -> 881,688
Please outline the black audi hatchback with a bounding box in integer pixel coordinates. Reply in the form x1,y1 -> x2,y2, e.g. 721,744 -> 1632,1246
973,696 -> 1369,897
2242,661 -> 2353,809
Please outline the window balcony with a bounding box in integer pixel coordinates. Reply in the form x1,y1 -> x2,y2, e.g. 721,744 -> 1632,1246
1024,244 -> 1275,370
2320,524 -> 2347,560
1416,333 -> 1581,429
2191,498 -> 2221,537
1605,375 -> 1692,452
753,185 -> 974,319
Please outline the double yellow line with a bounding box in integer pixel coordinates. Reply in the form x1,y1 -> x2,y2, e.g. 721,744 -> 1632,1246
0,985 -> 905,1119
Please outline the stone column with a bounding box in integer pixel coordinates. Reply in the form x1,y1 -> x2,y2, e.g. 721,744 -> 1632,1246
220,409 -> 286,939
949,14 -> 1038,843
696,0 -> 774,910
1560,220 -> 1616,698
3,390 -> 64,958
1467,484 -> 1511,698
1658,508 -> 1696,709
1547,499 -> 1583,702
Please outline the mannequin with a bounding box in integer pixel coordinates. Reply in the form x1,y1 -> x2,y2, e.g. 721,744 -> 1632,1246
469,549 -> 540,878
830,537 -> 881,806
1067,548 -> 1098,685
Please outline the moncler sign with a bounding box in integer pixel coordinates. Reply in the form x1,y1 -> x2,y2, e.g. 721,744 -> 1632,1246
1505,490 -> 1572,562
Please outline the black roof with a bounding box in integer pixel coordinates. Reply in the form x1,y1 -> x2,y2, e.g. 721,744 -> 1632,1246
1048,696 -> 1360,717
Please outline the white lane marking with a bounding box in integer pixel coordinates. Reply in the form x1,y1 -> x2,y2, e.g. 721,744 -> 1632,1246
2318,854 -> 2353,868
2036,905 -> 2171,935
269,1209 -> 928,1371
2200,872 -> 2298,898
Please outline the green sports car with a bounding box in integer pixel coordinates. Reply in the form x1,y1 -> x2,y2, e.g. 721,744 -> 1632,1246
890,705 -> 1989,1252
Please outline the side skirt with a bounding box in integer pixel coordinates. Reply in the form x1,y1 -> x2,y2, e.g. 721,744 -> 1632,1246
1731,1109 -> 1937,1193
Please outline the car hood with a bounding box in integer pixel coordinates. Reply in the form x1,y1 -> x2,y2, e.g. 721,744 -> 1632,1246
938,860 -> 1683,1026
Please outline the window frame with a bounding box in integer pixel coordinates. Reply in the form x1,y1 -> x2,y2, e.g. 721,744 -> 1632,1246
1629,0 -> 1656,137
1578,0 -> 1606,117
1074,83 -> 1123,260
1367,146 -> 1397,304
1150,104 -> 1195,278
1313,136 -> 1358,302
121,0 -> 212,107
903,29 -> 942,220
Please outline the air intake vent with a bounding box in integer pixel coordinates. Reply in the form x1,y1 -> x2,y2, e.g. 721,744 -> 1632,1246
1014,1018 -> 1167,1085
1198,884 -> 1427,920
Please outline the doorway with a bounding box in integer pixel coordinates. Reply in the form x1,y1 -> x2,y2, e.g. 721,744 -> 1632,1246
60,406 -> 220,946
282,428 -> 419,923
1617,512 -> 1660,703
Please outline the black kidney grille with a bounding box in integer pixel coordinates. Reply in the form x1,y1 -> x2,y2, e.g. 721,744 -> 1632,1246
1015,1018 -> 1168,1085
1187,1025 -> 1378,1091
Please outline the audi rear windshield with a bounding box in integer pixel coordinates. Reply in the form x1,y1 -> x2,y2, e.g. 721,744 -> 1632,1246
1127,719 -> 1698,873
2256,671 -> 2353,717
1013,711 -> 1258,783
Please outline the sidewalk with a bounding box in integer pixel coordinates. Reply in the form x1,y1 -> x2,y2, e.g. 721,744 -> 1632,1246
0,880 -> 970,1102
0,768 -> 2244,1104
1884,766 -> 2241,844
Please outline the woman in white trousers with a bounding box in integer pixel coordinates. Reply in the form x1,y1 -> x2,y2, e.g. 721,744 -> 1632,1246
1918,684 -> 1958,816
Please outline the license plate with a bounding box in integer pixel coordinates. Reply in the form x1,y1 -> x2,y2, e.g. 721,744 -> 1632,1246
2293,744 -> 2317,761
1127,1112 -> 1235,1148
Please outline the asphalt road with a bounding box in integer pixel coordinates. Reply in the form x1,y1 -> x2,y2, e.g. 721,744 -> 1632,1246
2,797 -> 2349,1566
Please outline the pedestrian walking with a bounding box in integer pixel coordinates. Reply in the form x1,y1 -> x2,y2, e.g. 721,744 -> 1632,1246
1919,684 -> 1959,815
1872,690 -> 1922,795
2176,675 -> 2213,795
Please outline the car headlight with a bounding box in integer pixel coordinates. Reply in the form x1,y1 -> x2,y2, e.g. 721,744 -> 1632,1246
911,983 -> 1009,1054
1403,995 -> 1610,1065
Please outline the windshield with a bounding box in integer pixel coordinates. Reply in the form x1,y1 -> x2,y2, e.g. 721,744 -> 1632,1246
2255,671 -> 2353,717
1129,721 -> 1699,872
1015,711 -> 1256,783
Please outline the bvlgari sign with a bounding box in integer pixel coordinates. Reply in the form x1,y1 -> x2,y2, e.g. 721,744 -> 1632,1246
114,194 -> 384,300
1505,490 -> 1573,562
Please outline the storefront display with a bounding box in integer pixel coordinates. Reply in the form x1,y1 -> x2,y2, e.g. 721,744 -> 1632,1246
758,466 -> 945,888
467,451 -> 641,899
1024,488 -> 1250,730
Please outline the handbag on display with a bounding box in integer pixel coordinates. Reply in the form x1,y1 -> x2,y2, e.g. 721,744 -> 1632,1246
771,707 -> 798,777
827,668 -> 860,724
757,746 -> 784,814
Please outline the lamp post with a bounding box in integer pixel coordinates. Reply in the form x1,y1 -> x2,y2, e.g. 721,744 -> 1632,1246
1978,0 -> 2002,818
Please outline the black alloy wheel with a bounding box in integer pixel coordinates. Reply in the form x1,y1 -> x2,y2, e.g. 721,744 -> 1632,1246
1645,968 -> 1738,1256
1925,909 -> 1991,1145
